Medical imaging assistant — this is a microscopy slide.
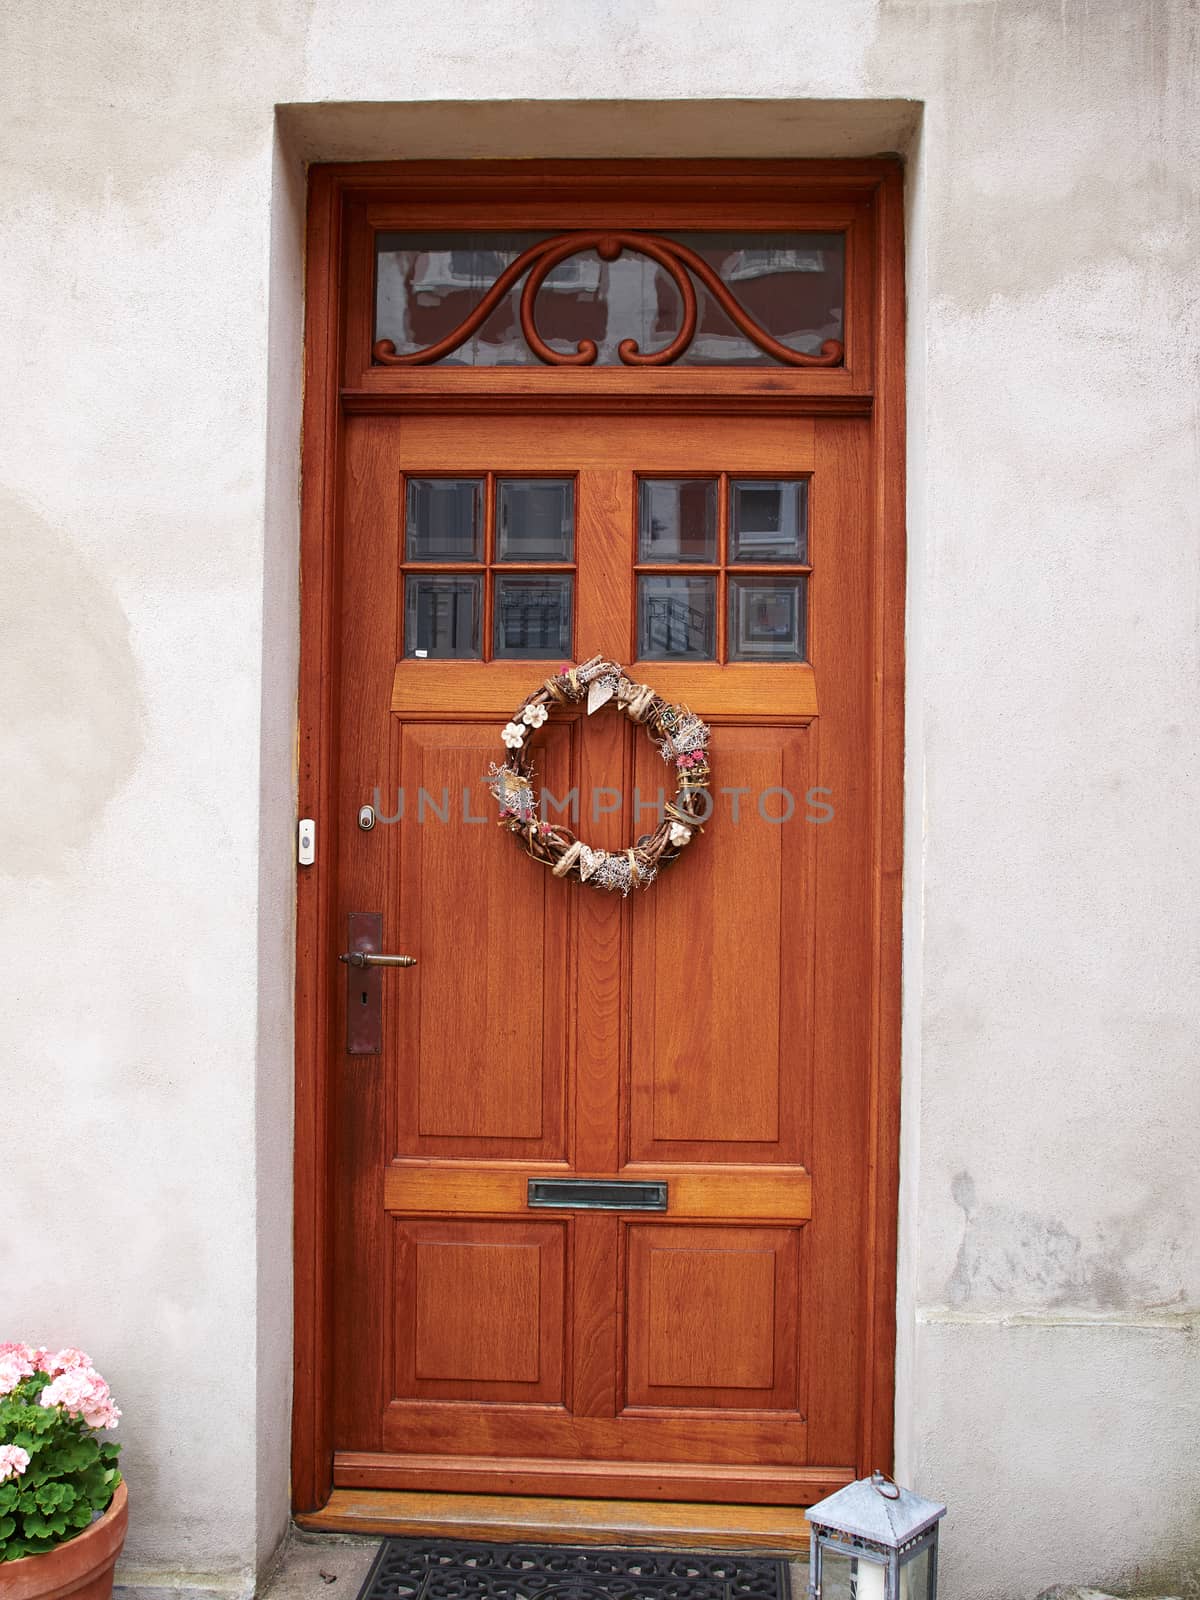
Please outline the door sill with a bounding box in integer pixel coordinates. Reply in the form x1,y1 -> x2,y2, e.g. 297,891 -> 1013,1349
296,1489 -> 812,1553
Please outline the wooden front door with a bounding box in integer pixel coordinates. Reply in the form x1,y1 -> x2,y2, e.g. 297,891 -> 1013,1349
295,162 -> 904,1520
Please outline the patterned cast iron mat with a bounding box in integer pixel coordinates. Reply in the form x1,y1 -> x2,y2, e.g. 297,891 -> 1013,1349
354,1538 -> 792,1600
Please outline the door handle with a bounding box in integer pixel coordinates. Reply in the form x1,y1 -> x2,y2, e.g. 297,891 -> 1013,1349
338,951 -> 417,968
342,912 -> 415,1056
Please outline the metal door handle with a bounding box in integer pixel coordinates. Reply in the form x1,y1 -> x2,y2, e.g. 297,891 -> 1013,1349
338,951 -> 417,968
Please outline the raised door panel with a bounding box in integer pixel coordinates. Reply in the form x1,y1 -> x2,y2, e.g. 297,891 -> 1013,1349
628,725 -> 815,1165
389,720 -> 571,1159
624,1224 -> 802,1414
391,1219 -> 566,1404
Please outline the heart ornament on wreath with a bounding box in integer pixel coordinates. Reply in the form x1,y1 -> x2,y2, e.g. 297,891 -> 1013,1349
487,655 -> 711,894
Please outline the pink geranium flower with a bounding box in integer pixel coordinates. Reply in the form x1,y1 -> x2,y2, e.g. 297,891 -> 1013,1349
47,1347 -> 92,1376
0,1344 -> 40,1396
0,1445 -> 30,1482
39,1366 -> 121,1431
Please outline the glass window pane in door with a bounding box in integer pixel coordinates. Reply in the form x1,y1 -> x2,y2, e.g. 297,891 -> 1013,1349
405,479 -> 484,561
493,575 -> 573,658
637,576 -> 716,660
729,480 -> 808,562
727,576 -> 806,661
497,480 -> 575,561
637,480 -> 717,563
404,574 -> 482,658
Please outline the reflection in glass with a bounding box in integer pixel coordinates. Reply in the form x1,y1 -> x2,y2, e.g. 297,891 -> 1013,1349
637,576 -> 716,660
497,480 -> 575,562
638,480 -> 718,564
375,232 -> 844,366
405,479 -> 484,562
728,577 -> 806,662
729,480 -> 808,563
493,575 -> 573,658
404,575 -> 482,658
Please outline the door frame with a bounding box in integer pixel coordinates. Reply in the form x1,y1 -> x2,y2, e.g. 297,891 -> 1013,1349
292,158 -> 907,1515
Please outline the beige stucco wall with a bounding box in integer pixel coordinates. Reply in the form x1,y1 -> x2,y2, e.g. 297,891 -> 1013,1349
1,4 -> 1196,1598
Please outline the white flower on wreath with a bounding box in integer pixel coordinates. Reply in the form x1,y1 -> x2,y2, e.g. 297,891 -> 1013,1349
668,822 -> 693,847
501,721 -> 526,749
521,703 -> 549,729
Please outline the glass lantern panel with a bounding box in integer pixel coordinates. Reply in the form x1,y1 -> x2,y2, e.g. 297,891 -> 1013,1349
813,1541 -> 893,1600
898,1545 -> 933,1600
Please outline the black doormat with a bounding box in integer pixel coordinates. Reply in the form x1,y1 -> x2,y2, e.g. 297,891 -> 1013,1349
354,1538 -> 792,1600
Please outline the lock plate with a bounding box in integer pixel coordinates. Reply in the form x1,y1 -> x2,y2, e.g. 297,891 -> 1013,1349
346,912 -> 383,1055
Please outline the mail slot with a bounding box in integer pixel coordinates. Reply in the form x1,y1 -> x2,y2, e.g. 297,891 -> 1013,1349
527,1178 -> 668,1212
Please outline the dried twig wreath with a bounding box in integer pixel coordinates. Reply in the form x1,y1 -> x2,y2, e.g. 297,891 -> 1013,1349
487,655 -> 711,894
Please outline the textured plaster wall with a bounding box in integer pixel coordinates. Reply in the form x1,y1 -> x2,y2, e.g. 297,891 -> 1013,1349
0,4 -> 1196,1599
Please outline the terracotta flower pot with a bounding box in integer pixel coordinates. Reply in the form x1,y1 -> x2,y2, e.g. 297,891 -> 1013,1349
1,1479 -> 128,1600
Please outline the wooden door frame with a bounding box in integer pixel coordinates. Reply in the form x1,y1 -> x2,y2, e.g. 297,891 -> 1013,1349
292,158 -> 906,1515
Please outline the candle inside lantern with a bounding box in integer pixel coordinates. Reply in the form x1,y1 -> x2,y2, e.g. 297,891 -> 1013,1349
852,1558 -> 886,1600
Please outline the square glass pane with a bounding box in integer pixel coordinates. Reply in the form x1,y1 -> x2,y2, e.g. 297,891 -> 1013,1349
637,576 -> 716,660
405,478 -> 483,562
497,479 -> 575,562
638,479 -> 717,564
729,480 -> 808,562
728,576 -> 806,661
493,575 -> 573,659
404,574 -> 482,658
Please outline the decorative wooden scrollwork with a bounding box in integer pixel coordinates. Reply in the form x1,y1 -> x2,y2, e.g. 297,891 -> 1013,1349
373,231 -> 845,368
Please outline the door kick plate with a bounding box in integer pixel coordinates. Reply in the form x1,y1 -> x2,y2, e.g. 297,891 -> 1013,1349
527,1178 -> 668,1211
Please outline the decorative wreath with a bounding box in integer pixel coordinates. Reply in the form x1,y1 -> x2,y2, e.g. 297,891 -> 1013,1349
487,656 -> 712,894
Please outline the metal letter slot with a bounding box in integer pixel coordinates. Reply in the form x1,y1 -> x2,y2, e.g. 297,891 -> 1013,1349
340,912 -> 417,1056
527,1178 -> 668,1212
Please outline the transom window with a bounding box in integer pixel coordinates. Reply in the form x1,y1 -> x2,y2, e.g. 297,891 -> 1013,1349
374,231 -> 845,368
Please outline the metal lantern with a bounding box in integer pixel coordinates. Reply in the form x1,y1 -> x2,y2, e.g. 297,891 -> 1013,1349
805,1472 -> 946,1600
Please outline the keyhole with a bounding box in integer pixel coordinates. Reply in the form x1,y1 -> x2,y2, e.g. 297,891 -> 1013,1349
361,990 -> 368,1006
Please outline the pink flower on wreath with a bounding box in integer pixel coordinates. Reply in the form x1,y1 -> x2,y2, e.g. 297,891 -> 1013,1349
39,1366 -> 121,1431
0,1445 -> 31,1482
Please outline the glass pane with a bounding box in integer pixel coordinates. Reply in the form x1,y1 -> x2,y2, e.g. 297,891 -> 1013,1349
729,480 -> 808,563
404,574 -> 482,659
497,479 -> 575,562
405,479 -> 483,562
728,577 -> 806,662
375,231 -> 844,367
901,1547 -> 933,1600
638,576 -> 716,660
638,480 -> 717,564
493,575 -> 573,659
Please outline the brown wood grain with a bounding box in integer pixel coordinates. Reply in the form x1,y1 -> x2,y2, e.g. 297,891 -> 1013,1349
382,1164 -> 813,1220
299,1486 -> 832,1548
334,1451 -> 829,1506
392,661 -> 819,719
295,158 -> 905,1524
